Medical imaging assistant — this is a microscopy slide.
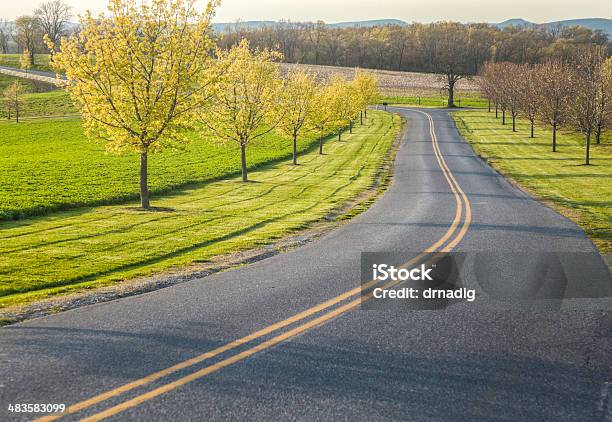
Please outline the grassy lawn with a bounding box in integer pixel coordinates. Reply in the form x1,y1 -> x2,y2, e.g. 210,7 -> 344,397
1,109 -> 336,220
0,90 -> 76,120
0,54 -> 52,72
0,110 -> 400,306
453,110 -> 612,253
380,92 -> 487,109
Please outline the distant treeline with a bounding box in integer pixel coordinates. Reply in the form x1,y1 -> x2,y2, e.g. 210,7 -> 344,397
217,21 -> 611,75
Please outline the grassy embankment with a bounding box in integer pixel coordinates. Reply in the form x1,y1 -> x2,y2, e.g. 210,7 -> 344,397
0,110 -> 401,307
0,74 -> 75,119
454,110 -> 611,253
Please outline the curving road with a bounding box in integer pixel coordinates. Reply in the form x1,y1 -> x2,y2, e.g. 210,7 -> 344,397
1,108 -> 611,421
0,65 -> 64,86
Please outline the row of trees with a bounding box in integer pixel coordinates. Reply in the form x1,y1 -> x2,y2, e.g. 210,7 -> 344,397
479,48 -> 612,164
48,0 -> 379,209
218,21 -> 610,75
0,0 -> 72,61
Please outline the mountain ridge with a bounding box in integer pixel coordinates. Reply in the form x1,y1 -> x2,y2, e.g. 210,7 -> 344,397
496,18 -> 612,36
211,19 -> 407,32
211,18 -> 611,36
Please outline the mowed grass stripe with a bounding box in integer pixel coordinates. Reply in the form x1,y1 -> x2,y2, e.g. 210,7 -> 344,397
453,110 -> 612,252
0,111 -> 400,306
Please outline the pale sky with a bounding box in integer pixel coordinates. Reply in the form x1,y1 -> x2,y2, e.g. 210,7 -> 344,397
1,0 -> 611,23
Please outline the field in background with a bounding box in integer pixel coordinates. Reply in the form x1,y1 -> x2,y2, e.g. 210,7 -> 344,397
0,111 -> 400,306
282,63 -> 484,108
282,63 -> 480,94
0,56 -> 481,95
454,110 -> 612,252
0,54 -> 52,72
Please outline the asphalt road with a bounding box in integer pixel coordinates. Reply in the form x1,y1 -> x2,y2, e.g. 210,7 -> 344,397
1,108 -> 611,421
0,65 -> 64,85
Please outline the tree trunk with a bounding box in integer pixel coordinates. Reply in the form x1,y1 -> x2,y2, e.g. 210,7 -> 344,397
447,82 -> 455,108
530,120 -> 534,138
349,120 -> 353,134
488,99 -> 491,113
512,114 -> 516,132
585,131 -> 591,165
502,110 -> 506,125
292,132 -> 297,165
338,130 -> 341,141
495,104 -> 498,118
360,111 -> 363,125
364,109 -> 367,118
319,133 -> 323,154
240,143 -> 248,182
595,122 -> 602,145
139,151 -> 150,209
552,122 -> 557,152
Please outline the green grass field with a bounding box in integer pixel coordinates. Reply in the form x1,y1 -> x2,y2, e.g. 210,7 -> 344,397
380,93 -> 487,109
0,111 -> 400,306
0,54 -> 52,72
0,110 -> 337,220
453,110 -> 611,253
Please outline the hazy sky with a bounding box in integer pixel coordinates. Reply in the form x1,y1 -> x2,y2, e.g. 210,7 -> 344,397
2,0 -> 611,23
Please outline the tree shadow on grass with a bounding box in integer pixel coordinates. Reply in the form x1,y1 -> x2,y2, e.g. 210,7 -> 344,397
123,206 -> 176,213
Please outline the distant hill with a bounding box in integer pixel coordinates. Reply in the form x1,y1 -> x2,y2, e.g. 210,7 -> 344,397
328,19 -> 408,28
497,18 -> 612,37
211,19 -> 408,33
213,18 -> 611,36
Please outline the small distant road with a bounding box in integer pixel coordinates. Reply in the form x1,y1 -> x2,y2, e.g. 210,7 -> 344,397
0,108 -> 610,421
0,65 -> 64,85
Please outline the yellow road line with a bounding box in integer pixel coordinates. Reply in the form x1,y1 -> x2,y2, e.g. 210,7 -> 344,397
80,274 -> 408,422
417,110 -> 472,251
36,109 -> 471,421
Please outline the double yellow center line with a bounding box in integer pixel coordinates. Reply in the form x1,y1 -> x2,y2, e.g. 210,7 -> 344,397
37,109 -> 471,421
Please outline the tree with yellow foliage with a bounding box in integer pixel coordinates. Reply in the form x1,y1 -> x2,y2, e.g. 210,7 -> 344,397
47,0 -> 220,209
275,70 -> 316,165
353,70 -> 379,123
327,76 -> 357,141
308,82 -> 336,155
203,39 -> 282,182
3,81 -> 26,123
20,50 -> 32,74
